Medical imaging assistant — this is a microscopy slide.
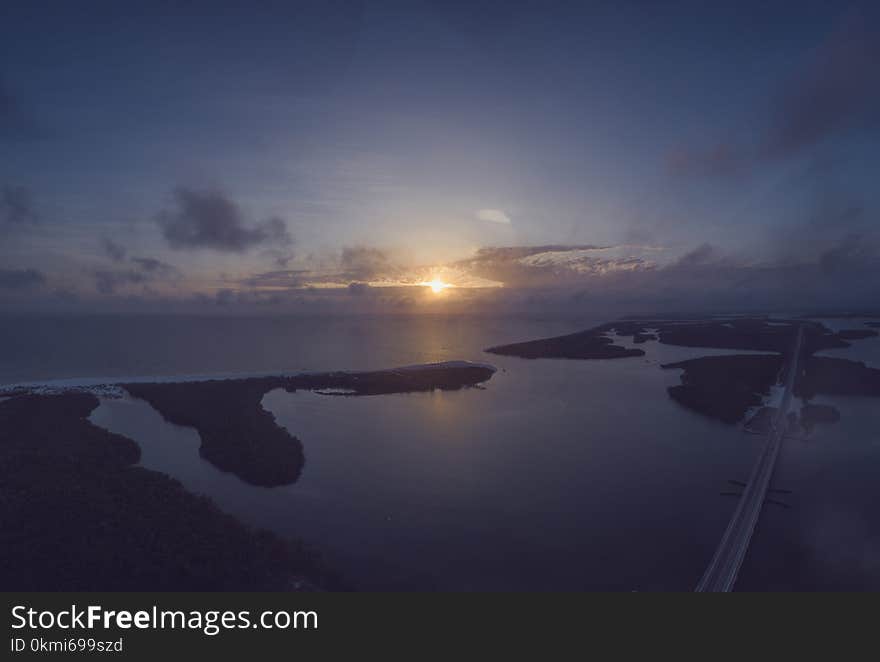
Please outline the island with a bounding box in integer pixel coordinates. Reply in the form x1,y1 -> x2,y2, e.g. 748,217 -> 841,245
661,355 -> 784,424
0,392 -> 334,591
487,317 -> 850,362
795,357 -> 880,399
123,362 -> 496,487
485,328 -> 645,359
485,316 -> 880,425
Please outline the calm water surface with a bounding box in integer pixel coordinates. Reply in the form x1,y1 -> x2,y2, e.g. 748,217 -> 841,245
7,314 -> 878,589
84,315 -> 759,590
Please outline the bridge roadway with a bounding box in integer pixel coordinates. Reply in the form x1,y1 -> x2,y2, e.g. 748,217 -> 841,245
695,324 -> 804,592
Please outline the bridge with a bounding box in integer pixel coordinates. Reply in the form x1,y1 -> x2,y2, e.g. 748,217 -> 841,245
695,324 -> 804,592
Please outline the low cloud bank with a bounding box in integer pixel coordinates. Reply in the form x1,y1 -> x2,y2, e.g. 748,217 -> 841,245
156,188 -> 292,253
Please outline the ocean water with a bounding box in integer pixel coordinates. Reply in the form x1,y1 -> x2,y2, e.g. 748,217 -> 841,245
6,314 -> 880,589
811,317 -> 880,370
0,314 -> 579,384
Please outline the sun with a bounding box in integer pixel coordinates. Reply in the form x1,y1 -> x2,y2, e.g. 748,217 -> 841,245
426,279 -> 451,294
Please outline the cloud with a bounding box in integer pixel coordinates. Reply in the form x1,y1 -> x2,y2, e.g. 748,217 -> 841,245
672,243 -> 725,269
261,248 -> 295,268
233,247 -> 409,293
92,256 -> 180,295
671,9 -> 880,176
97,236 -> 180,285
1,186 -> 38,224
337,246 -> 400,282
156,188 -> 292,252
239,269 -> 309,288
100,237 -> 127,262
765,10 -> 880,160
818,233 -> 880,272
517,247 -> 655,273
93,269 -> 149,295
476,208 -> 511,224
228,244 -> 657,294
0,268 -> 45,289
25,233 -> 880,314
131,256 -> 179,276
451,244 -> 657,288
463,245 -> 604,261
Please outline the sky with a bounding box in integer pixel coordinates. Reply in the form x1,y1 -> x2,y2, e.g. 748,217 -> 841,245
1,0 -> 879,314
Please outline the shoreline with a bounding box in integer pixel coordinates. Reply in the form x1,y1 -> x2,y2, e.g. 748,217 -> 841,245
0,360 -> 497,396
486,316 -> 880,425
121,362 -> 496,487
0,392 -> 339,591
0,360 -> 497,590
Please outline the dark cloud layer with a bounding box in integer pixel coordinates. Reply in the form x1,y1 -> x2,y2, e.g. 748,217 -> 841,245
672,243 -> 725,269
818,233 -> 880,272
131,257 -> 178,276
261,248 -> 295,269
1,186 -> 38,224
100,237 -> 127,262
766,10 -> 880,160
96,234 -> 180,292
0,268 -> 45,289
337,246 -> 399,282
672,9 -> 880,176
157,188 -> 291,253
240,269 -> 309,289
93,254 -> 180,294
93,269 -> 149,295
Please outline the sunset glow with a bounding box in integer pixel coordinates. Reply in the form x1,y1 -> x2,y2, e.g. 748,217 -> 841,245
425,279 -> 451,294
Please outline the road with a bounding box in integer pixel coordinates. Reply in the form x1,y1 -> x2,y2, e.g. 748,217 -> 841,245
695,324 -> 804,592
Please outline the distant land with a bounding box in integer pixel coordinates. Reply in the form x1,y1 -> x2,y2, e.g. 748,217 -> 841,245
485,324 -> 645,359
0,362 -> 495,590
123,362 -> 496,487
0,392 -> 334,591
486,316 -> 880,426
